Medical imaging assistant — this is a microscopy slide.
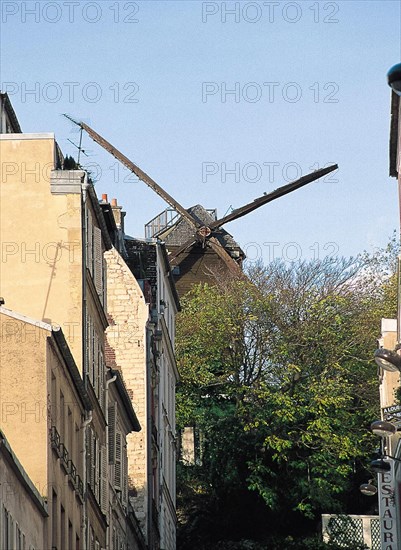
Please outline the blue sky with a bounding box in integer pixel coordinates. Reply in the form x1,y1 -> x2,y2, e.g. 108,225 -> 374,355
1,0 -> 400,264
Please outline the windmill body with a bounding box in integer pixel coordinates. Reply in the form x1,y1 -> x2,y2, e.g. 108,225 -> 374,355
145,205 -> 245,296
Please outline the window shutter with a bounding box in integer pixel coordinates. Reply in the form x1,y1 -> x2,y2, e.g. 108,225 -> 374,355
87,208 -> 93,276
95,438 -> 100,501
94,226 -> 103,298
114,432 -> 122,490
102,257 -> 107,308
98,347 -> 104,407
100,445 -> 108,515
90,429 -> 95,490
122,442 -> 128,507
90,321 -> 95,386
85,311 -> 90,375
108,403 -> 116,464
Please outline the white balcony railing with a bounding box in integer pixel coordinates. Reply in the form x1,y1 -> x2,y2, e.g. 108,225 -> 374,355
322,514 -> 380,549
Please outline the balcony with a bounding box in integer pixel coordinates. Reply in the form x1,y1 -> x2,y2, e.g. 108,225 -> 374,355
76,474 -> 84,502
60,443 -> 69,473
50,426 -> 62,458
68,459 -> 77,486
50,426 -> 83,502
145,208 -> 181,239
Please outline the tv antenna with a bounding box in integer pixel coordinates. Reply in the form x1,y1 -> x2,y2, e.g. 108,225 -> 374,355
67,127 -> 91,164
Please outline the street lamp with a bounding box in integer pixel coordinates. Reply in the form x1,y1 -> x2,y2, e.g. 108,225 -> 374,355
370,458 -> 392,474
371,420 -> 397,437
374,348 -> 401,372
387,63 -> 401,96
368,420 -> 401,474
360,480 -> 378,496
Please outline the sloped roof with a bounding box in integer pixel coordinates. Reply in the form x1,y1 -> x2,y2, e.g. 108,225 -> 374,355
159,204 -> 245,258
0,92 -> 22,133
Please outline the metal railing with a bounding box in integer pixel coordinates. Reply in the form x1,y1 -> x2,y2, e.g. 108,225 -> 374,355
50,426 -> 84,500
322,514 -> 380,549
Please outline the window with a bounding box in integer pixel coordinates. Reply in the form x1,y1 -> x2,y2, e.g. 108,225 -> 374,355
86,205 -> 106,304
114,432 -> 122,491
16,524 -> 22,550
68,520 -> 73,550
51,373 -> 57,424
86,207 -> 94,277
3,507 -> 9,549
75,423 -> 80,470
86,314 -> 105,408
89,527 -> 95,550
108,403 -> 116,464
60,391 -> 65,440
52,490 -> 58,548
61,505 -> 65,550
68,408 -> 73,459
93,226 -> 103,299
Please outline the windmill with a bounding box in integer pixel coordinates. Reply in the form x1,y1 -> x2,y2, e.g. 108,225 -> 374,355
63,115 -> 337,295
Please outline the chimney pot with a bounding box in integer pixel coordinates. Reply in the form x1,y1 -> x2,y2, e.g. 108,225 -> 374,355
102,193 -> 108,202
111,198 -> 118,207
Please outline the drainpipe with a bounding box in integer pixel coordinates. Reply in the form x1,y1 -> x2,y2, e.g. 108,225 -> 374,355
146,325 -> 154,549
105,372 -> 117,550
82,180 -> 90,383
81,178 -> 91,550
81,411 -> 93,550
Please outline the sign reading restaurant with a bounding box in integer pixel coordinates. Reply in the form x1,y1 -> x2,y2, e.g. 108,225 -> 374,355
378,464 -> 398,550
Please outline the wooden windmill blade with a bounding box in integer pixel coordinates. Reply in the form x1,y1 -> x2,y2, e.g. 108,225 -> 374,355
63,115 -> 338,283
209,164 -> 338,230
63,114 -> 202,231
168,165 -> 338,265
168,238 -> 198,264
207,237 -> 244,276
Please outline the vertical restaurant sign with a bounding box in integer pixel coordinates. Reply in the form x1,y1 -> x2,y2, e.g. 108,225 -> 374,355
378,464 -> 398,550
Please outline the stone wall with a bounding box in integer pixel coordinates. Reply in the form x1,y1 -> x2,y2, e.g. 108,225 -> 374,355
105,247 -> 149,534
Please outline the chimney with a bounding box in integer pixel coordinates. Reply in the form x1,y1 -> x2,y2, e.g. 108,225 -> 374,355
111,198 -> 126,234
101,193 -> 108,203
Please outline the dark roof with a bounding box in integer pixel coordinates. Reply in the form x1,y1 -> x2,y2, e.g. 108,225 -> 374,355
87,185 -> 112,250
124,238 -> 181,312
99,201 -> 119,248
0,92 -> 22,133
390,91 -> 400,178
159,204 -> 245,259
158,242 -> 181,312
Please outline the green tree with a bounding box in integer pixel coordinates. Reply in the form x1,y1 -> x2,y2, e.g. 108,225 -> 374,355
176,247 -> 397,548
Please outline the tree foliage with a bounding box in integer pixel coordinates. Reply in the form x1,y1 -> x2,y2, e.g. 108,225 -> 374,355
176,242 -> 398,548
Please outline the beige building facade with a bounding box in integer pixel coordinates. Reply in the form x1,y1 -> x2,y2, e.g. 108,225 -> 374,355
0,111 -> 120,545
0,307 -> 91,549
107,369 -> 144,550
0,94 -> 177,549
104,199 -> 180,550
0,430 -> 48,549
